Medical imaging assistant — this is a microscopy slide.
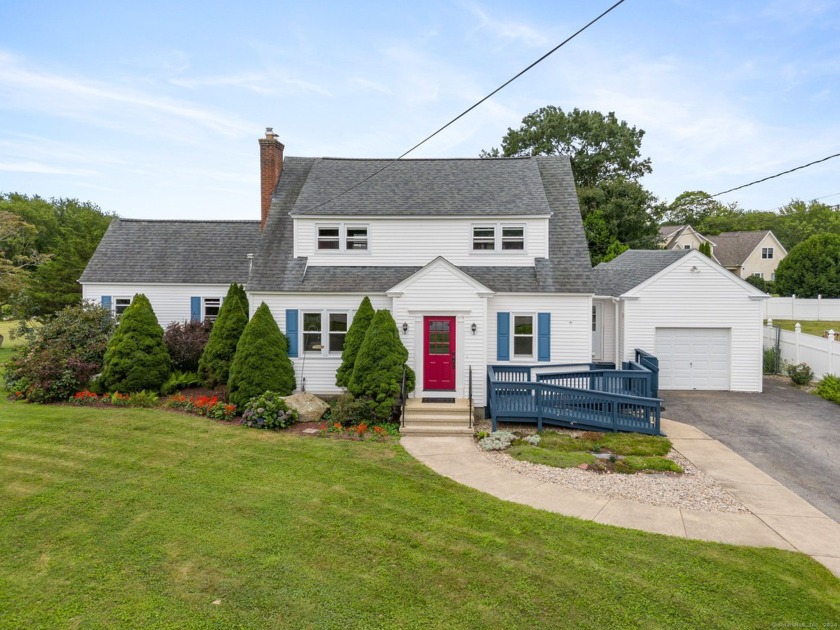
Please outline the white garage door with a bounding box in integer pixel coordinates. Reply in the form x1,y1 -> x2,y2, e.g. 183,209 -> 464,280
655,328 -> 731,390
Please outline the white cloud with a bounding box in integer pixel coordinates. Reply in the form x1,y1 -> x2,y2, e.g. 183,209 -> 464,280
170,70 -> 332,97
464,1 -> 550,48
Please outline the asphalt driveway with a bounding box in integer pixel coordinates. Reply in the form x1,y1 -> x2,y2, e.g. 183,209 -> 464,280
661,377 -> 840,522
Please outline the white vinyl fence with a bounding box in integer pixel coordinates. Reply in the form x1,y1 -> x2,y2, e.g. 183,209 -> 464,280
763,296 -> 840,321
763,322 -> 840,380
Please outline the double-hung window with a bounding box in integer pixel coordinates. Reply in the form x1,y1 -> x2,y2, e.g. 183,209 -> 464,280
501,226 -> 524,250
114,297 -> 132,318
317,224 -> 368,252
762,247 -> 774,259
302,311 -> 349,354
513,315 -> 534,358
472,226 -> 495,250
204,298 -> 221,323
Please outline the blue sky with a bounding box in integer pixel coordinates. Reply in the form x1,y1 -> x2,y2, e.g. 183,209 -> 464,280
1,0 -> 838,220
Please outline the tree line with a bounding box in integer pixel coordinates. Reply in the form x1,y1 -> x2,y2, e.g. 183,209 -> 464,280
0,193 -> 113,319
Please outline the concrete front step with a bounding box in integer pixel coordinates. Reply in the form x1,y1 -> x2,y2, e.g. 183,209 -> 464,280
400,424 -> 475,436
403,412 -> 470,424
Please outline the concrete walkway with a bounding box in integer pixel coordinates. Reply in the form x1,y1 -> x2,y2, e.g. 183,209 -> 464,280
400,418 -> 840,578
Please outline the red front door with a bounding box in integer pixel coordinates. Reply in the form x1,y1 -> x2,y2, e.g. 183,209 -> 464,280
423,316 -> 456,390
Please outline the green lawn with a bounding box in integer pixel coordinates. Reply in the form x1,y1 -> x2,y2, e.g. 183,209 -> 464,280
0,400 -> 838,627
0,320 -> 25,349
770,319 -> 840,336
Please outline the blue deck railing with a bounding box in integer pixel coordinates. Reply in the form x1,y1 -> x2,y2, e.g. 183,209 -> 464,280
487,355 -> 661,435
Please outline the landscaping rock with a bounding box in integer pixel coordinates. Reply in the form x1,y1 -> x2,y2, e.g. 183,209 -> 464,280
282,393 -> 329,423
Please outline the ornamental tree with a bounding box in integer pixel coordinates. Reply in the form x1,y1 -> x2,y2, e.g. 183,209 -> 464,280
100,294 -> 171,392
335,296 -> 375,388
228,303 -> 296,411
774,234 -> 840,298
198,283 -> 249,387
348,309 -> 415,421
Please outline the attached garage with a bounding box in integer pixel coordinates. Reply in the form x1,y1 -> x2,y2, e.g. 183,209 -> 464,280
655,328 -> 730,390
594,249 -> 767,393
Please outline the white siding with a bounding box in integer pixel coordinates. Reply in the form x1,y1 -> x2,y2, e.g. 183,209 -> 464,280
81,283 -> 230,327
295,217 -> 549,267
390,264 -> 489,404
621,257 -> 763,392
488,294 -> 592,367
250,293 -> 391,396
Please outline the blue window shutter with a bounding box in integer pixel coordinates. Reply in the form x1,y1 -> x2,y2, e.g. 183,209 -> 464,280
538,312 -> 551,361
101,296 -> 112,310
497,312 -> 510,361
286,309 -> 299,358
190,297 -> 201,322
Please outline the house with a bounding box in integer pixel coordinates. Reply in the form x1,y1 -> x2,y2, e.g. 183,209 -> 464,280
80,220 -> 261,325
593,249 -> 766,392
80,129 -> 767,405
711,230 -> 787,281
658,224 -> 715,252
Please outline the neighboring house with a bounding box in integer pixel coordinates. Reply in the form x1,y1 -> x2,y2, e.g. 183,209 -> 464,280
80,220 -> 261,325
81,129 -> 767,401
710,230 -> 787,281
658,224 -> 715,253
593,249 -> 767,392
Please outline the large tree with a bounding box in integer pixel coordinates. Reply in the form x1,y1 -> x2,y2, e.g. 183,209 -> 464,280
0,194 -> 113,317
481,106 -> 652,188
482,106 -> 658,262
774,234 -> 840,298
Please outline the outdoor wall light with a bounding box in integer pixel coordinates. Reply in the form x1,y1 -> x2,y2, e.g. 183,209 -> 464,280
402,322 -> 408,334
471,323 -> 477,335
690,266 -> 700,273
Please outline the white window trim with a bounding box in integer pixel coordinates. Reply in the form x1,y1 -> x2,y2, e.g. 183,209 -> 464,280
511,312 -> 536,360
300,309 -> 351,356
203,297 -> 222,323
752,272 -> 763,279
114,296 -> 132,317
471,222 -> 526,253
315,223 -> 370,254
762,247 -> 774,259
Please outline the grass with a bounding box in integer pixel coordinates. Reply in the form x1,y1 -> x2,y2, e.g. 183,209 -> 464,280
0,320 -> 26,349
508,444 -> 595,468
616,456 -> 684,474
770,319 -> 840,336
0,402 -> 838,626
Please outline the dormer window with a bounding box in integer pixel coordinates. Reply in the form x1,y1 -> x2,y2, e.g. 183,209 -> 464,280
317,226 -> 340,250
472,226 -> 496,250
317,224 -> 368,252
472,223 -> 525,252
502,226 -> 524,250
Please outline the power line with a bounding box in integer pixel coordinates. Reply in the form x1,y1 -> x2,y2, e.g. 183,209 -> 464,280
711,152 -> 840,198
298,0 -> 628,214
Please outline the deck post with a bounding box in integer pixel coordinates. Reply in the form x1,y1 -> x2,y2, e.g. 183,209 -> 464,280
536,388 -> 543,433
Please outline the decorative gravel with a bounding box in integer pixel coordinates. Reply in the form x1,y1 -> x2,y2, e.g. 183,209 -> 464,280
474,422 -> 749,514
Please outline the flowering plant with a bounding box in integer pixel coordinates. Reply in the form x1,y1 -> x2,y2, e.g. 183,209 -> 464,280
70,390 -> 99,406
107,392 -> 131,407
241,391 -> 298,430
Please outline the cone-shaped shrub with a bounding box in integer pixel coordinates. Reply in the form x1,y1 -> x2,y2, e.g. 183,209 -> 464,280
101,294 -> 171,392
228,302 -> 296,410
198,283 -> 249,387
348,309 -> 415,421
335,296 -> 375,388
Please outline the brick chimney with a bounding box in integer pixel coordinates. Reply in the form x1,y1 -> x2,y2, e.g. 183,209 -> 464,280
259,127 -> 284,231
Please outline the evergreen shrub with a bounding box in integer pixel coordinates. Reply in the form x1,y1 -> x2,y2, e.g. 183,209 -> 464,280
164,320 -> 211,372
198,283 -> 249,387
228,303 -> 296,411
3,302 -> 115,402
348,309 -> 415,421
101,294 -> 171,392
815,374 -> 840,405
335,296 -> 375,388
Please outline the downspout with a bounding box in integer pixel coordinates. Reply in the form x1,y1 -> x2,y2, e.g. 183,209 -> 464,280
611,297 -> 621,367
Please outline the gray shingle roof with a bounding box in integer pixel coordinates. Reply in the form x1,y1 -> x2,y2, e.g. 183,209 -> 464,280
289,157 -> 553,217
711,231 -> 772,268
79,218 -> 261,284
594,249 -> 690,296
247,155 -> 594,294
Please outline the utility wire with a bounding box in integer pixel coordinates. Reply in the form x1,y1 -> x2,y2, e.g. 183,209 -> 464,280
711,152 -> 840,198
298,0 -> 628,214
